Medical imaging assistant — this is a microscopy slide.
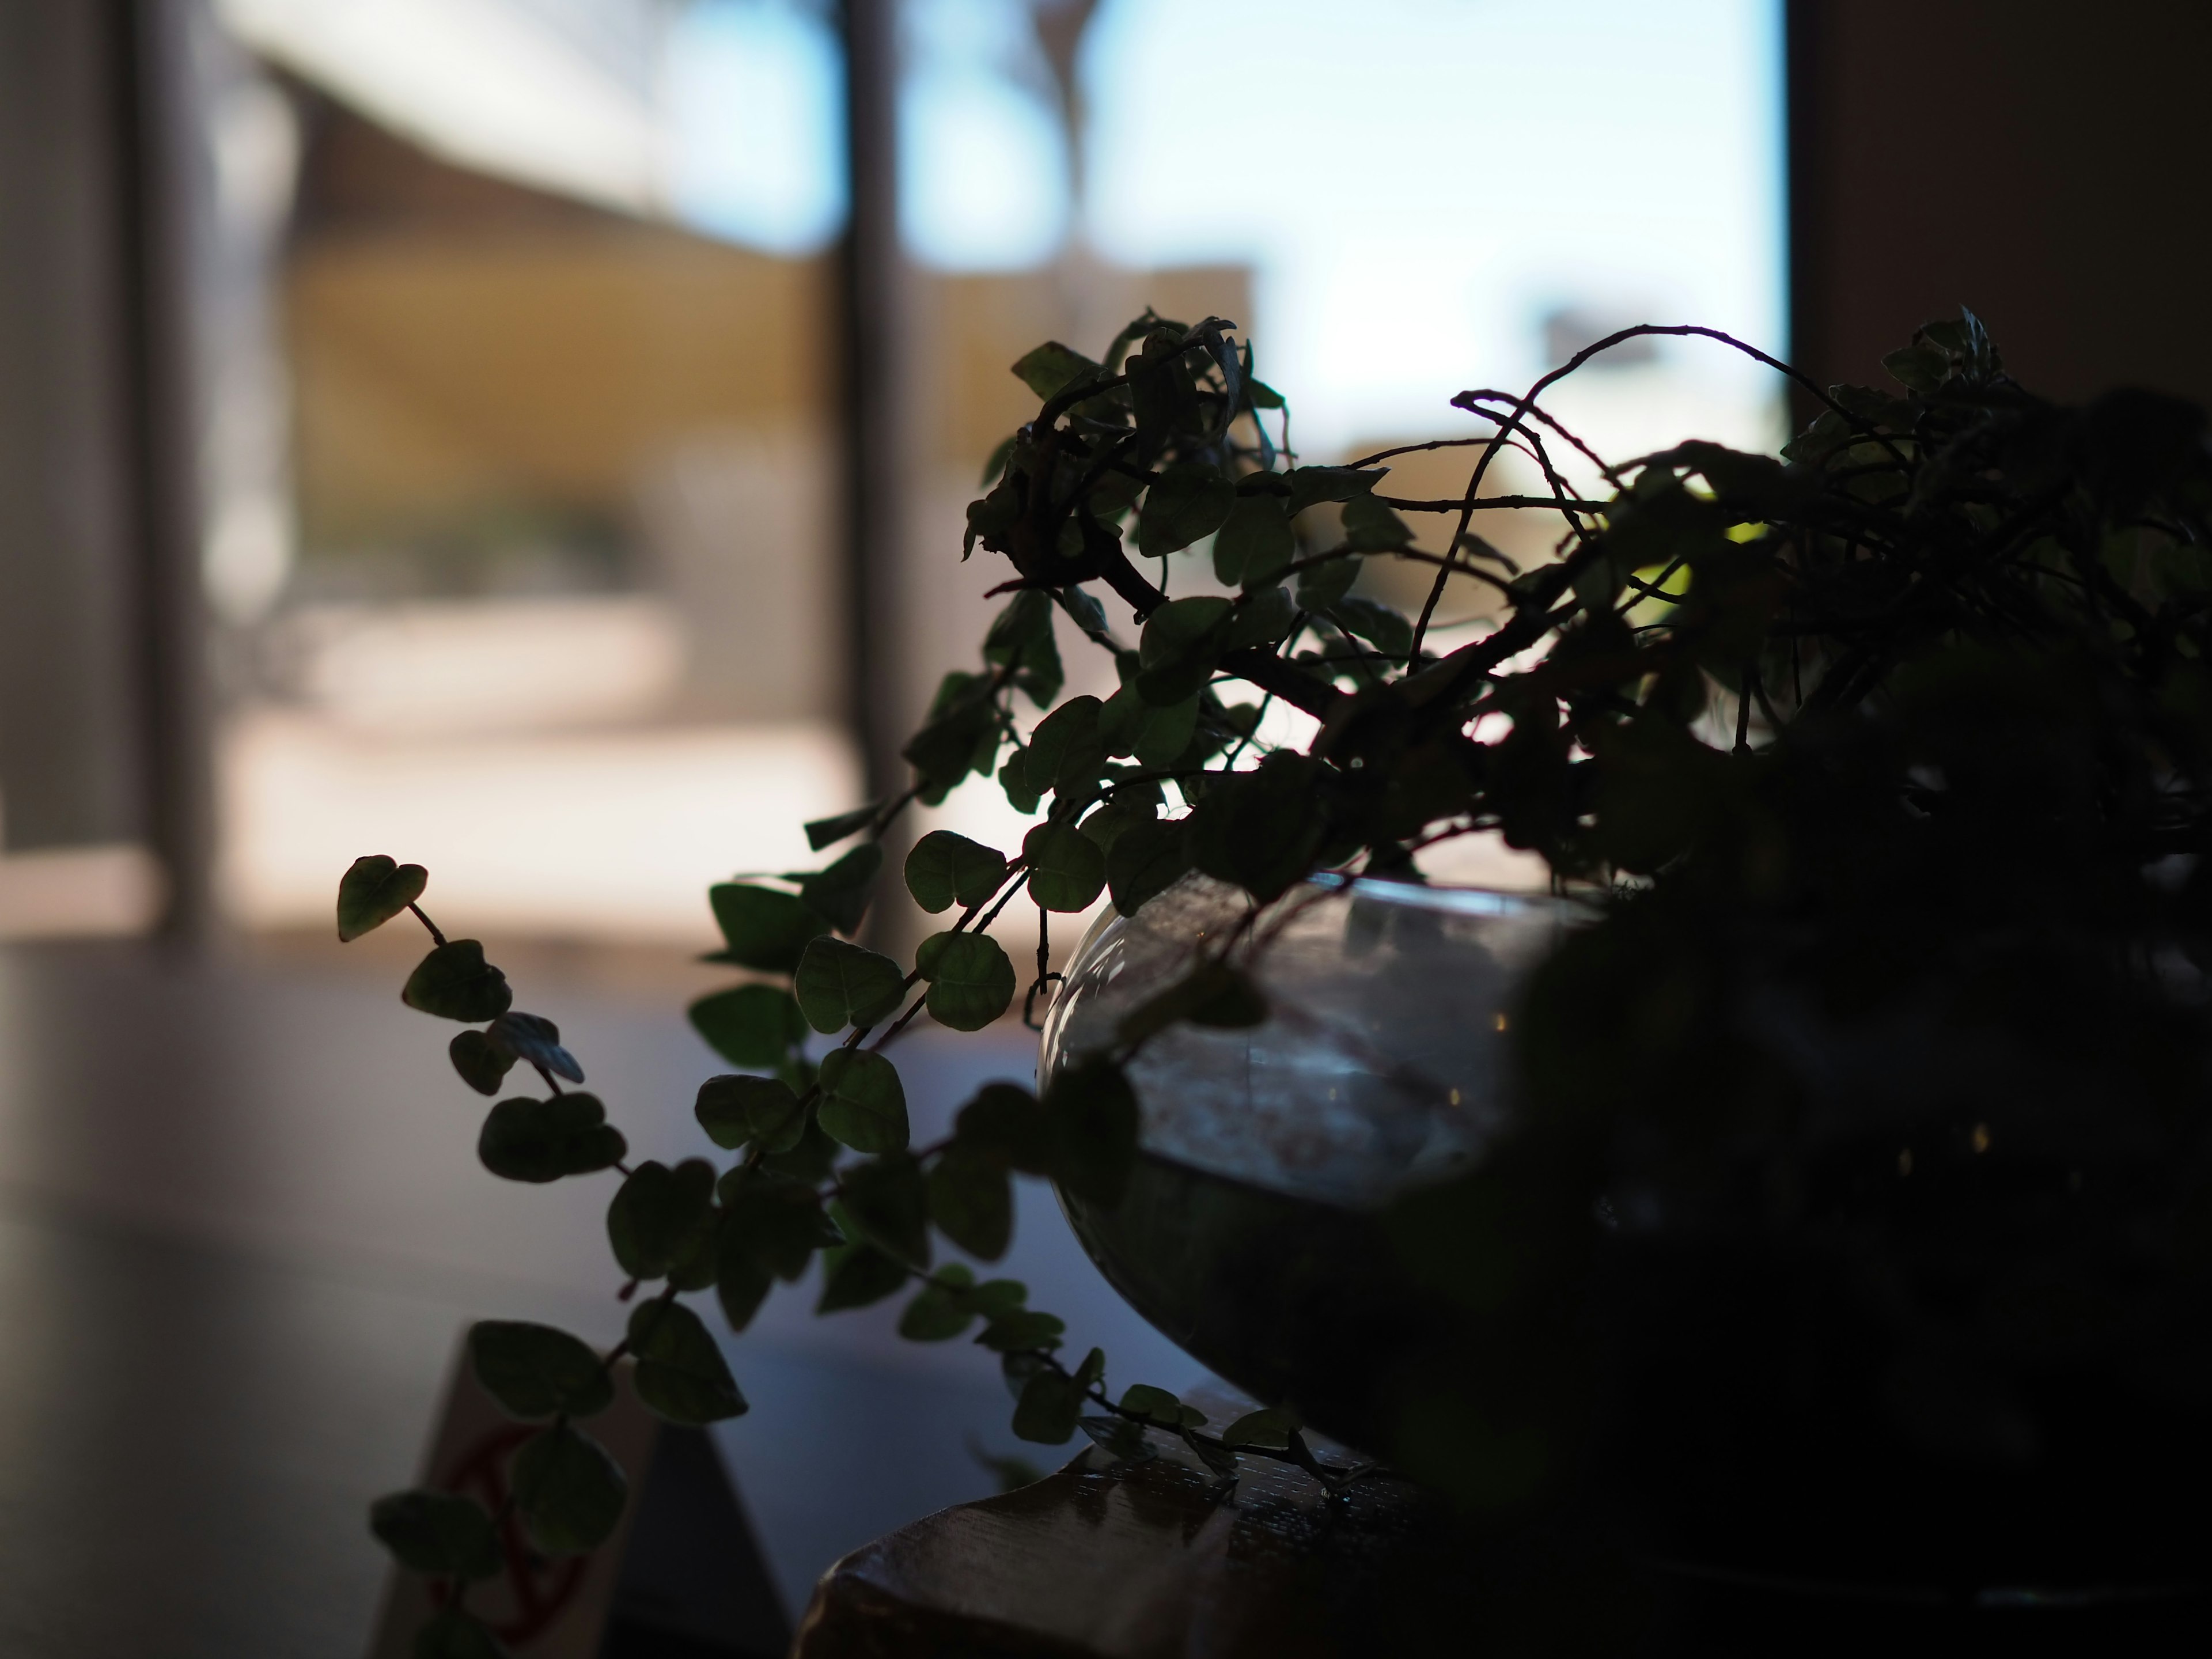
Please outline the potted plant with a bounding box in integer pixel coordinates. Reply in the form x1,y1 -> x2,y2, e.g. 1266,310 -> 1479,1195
350,306 -> 2212,1653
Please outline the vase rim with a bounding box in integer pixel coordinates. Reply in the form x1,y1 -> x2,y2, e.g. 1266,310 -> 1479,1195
1306,870 -> 1597,921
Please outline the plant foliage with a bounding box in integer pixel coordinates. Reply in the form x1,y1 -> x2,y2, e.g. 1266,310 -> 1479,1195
353,305 -> 2212,1633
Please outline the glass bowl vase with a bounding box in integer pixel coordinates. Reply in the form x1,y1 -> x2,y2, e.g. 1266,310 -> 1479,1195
1036,872 -> 1582,1457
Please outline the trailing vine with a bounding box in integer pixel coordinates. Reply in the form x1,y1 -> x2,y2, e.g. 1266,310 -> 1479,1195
356,304 -> 2212,1647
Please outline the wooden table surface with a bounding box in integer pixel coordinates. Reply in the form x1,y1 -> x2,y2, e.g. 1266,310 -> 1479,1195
0,938 -> 1197,1658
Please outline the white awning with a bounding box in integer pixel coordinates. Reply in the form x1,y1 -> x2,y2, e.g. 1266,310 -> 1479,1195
217,0 -> 669,216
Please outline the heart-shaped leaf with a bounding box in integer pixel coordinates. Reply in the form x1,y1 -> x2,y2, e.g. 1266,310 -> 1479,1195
478,1093 -> 627,1183
915,931 -> 1017,1031
1213,493 -> 1293,588
337,854 -> 427,942
842,1153 -> 930,1267
694,1074 -> 805,1152
816,1049 -> 908,1152
796,842 -> 883,937
486,1011 -> 583,1084
688,984 -> 807,1068
607,1159 -> 717,1281
402,941 -> 513,1023
794,937 -> 907,1033
468,1320 -> 612,1420
627,1300 -> 747,1425
904,831 -> 1010,914
927,1143 -> 1013,1260
511,1423 -> 626,1555
1107,819 -> 1192,916
448,1029 -> 514,1096
707,884 -> 824,973
369,1489 -> 501,1579
1135,464 -> 1236,558
1022,823 -> 1106,912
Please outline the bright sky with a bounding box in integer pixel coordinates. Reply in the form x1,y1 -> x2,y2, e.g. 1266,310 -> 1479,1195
668,0 -> 1785,450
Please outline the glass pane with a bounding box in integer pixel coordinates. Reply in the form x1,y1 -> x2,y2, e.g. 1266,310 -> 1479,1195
207,0 -> 857,950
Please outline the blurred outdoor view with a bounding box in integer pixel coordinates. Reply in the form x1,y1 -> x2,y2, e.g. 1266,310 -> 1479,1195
185,0 -> 1781,959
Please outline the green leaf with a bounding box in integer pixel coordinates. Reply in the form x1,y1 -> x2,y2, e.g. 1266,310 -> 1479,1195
627,1300 -> 747,1425
763,1113 -> 840,1184
904,831 -> 1010,914
1079,1415 -> 1156,1463
1213,493 -> 1293,588
1136,596 -> 1233,705
998,745 -> 1043,814
411,1608 -> 509,1659
1135,464 -> 1236,558
449,1029 -> 514,1096
607,1158 -> 717,1280
842,1153 -> 931,1266
956,1082 -> 1053,1175
975,1279 -> 1032,1321
1025,695 -> 1105,800
510,1423 -> 627,1555
902,691 -> 997,800
714,1230 -> 772,1331
369,1488 -> 501,1579
796,842 -> 883,937
478,1094 -> 627,1183
468,1320 -> 612,1421
1012,339 -> 1101,400
1078,796 -> 1154,856
1221,1406 -> 1298,1451
1341,491 -> 1412,551
722,1168 -> 839,1281
1295,553 -> 1362,612
688,985 -> 806,1069
707,884 -> 825,973
927,1143 -> 1014,1260
817,1233 -> 910,1313
1286,465 -> 1383,517
804,803 -> 880,851
695,1074 -> 805,1152
402,941 -> 513,1023
1098,684 -> 1198,768
1116,961 -> 1268,1047
1046,1058 -> 1139,1207
984,590 -> 1064,708
816,1049 -> 910,1152
899,1266 -> 977,1340
337,854 -> 427,942
1056,585 -> 1109,639
981,1308 -> 1067,1353
1012,1369 -> 1083,1444
794,937 -> 907,1033
915,931 -> 1017,1031
1225,584 -> 1297,649
1188,755 -> 1327,901
1883,342 -> 1946,394
1332,596 -> 1414,661
1123,1384 -> 1203,1430
1023,822 -> 1107,912
668,1216 -> 719,1293
484,1012 -> 583,1084
1107,819 -> 1192,916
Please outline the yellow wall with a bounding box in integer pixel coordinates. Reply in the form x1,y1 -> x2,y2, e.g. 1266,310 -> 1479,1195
286,226 -> 831,544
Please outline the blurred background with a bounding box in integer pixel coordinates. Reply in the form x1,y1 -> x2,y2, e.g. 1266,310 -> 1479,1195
1,0 -> 1787,956
2,1 -> 2208,1653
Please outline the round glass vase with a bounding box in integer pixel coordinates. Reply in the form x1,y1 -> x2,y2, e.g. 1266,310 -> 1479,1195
1036,872 -> 1582,1456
